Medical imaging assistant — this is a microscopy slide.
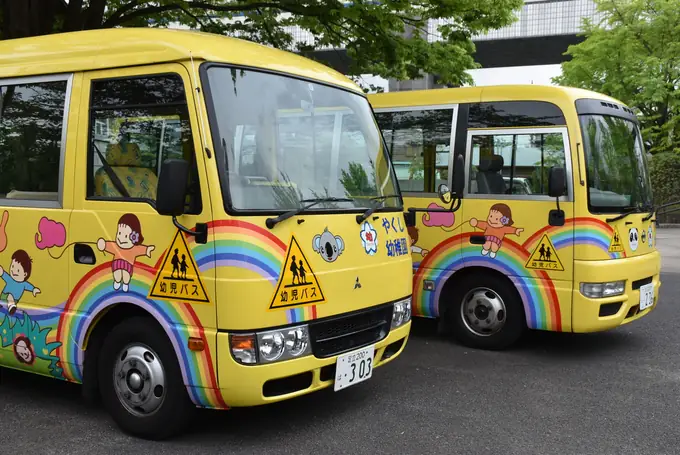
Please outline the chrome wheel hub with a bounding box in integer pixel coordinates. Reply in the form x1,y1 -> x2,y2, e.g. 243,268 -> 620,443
113,344 -> 166,416
460,287 -> 507,337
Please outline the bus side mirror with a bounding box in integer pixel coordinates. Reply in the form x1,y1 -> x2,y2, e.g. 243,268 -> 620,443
156,159 -> 189,216
452,154 -> 465,196
548,167 -> 566,198
437,183 -> 452,204
437,155 -> 465,204
548,167 -> 566,227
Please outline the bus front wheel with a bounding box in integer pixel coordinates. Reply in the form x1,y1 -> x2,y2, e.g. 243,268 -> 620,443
445,274 -> 525,350
98,316 -> 196,440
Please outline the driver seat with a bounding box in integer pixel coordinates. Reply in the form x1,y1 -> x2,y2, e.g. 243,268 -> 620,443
93,143 -> 158,199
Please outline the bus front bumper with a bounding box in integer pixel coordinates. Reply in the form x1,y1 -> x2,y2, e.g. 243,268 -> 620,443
216,321 -> 410,407
572,251 -> 661,332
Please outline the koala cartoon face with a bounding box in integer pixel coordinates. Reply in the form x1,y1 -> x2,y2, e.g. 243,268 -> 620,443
629,227 -> 639,251
313,228 -> 345,263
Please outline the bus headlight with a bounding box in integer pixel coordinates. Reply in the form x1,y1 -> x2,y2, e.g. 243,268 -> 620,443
259,331 -> 285,362
284,327 -> 309,357
230,325 -> 312,365
580,281 -> 626,298
392,297 -> 412,328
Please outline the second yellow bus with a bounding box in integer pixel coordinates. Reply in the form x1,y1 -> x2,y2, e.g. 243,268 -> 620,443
370,85 -> 661,350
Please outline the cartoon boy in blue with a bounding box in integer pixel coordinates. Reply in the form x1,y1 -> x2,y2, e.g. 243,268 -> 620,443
0,249 -> 40,316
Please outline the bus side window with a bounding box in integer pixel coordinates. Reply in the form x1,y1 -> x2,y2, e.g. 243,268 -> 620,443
87,73 -> 202,214
0,79 -> 68,205
374,109 -> 453,193
468,131 -> 567,197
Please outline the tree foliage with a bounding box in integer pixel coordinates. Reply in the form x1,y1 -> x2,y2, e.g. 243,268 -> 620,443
0,0 -> 522,85
649,152 -> 680,223
553,0 -> 680,155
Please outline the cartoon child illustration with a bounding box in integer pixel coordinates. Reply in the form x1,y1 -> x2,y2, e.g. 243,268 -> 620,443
97,213 -> 155,292
407,226 -> 429,257
0,249 -> 40,316
13,335 -> 35,365
470,203 -> 524,259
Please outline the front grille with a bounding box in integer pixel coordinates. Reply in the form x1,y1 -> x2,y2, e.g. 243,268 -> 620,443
308,303 -> 393,358
632,276 -> 653,290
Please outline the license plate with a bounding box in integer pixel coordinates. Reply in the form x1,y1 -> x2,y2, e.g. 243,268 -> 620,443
334,345 -> 375,392
639,283 -> 655,310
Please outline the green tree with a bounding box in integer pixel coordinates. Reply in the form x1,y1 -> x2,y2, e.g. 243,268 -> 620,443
553,0 -> 680,155
649,152 -> 680,223
0,0 -> 522,86
340,161 -> 377,197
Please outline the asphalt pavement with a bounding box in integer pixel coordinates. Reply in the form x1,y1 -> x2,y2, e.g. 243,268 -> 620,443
2,230 -> 680,454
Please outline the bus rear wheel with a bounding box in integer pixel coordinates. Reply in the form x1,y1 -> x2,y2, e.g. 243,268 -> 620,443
98,316 -> 195,440
445,274 -> 525,350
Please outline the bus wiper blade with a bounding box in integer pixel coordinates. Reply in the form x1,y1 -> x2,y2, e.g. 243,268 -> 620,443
605,207 -> 641,223
356,194 -> 401,224
369,194 -> 401,203
265,197 -> 354,229
642,204 -> 655,222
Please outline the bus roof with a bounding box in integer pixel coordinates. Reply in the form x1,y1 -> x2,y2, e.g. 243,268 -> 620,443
0,27 -> 361,93
368,84 -> 630,110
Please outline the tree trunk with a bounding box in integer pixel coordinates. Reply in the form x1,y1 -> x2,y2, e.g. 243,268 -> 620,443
84,0 -> 107,30
1,0 -> 61,39
63,0 -> 84,32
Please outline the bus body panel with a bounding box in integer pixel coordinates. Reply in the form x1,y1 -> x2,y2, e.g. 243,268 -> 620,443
369,84 -> 660,336
209,212 -> 412,330
572,251 -> 661,332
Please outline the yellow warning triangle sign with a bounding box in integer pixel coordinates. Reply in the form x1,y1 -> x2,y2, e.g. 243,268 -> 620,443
525,234 -> 564,271
149,230 -> 210,304
608,226 -> 624,252
270,235 -> 326,310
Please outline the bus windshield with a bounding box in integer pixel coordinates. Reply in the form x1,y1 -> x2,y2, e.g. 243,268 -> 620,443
205,66 -> 400,212
579,114 -> 653,212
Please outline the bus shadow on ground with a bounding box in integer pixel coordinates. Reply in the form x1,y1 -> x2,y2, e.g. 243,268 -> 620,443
408,317 -> 643,361
0,364 -> 375,444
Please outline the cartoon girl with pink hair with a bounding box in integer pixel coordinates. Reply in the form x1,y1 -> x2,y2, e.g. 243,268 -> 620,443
97,214 -> 155,292
470,203 -> 523,259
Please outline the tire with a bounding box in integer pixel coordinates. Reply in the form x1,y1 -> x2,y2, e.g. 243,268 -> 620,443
444,274 -> 525,350
98,316 -> 196,440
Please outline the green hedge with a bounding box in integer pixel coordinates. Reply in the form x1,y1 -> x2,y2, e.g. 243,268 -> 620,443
650,152 -> 680,223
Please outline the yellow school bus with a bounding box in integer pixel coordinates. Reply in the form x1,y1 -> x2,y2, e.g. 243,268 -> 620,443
369,85 -> 660,350
0,28 -> 412,439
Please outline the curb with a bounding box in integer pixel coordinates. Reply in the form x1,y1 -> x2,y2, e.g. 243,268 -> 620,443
658,223 -> 680,228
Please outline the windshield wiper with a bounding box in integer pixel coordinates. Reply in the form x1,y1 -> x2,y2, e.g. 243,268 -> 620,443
265,197 -> 354,229
642,204 -> 655,222
356,194 -> 401,224
605,207 -> 641,223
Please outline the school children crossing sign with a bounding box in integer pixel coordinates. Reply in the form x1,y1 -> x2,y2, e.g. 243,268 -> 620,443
269,235 -> 325,310
149,230 -> 210,304
609,226 -> 624,253
525,234 -> 564,271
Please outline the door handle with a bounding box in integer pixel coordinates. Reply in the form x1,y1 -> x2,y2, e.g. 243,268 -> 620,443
74,243 -> 96,265
470,235 -> 486,245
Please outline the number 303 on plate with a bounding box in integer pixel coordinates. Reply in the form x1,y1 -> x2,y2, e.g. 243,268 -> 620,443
334,345 -> 375,392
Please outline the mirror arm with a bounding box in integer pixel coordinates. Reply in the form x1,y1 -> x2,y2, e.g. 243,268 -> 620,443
407,194 -> 463,215
172,216 -> 208,244
451,196 -> 462,212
